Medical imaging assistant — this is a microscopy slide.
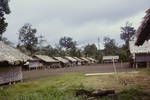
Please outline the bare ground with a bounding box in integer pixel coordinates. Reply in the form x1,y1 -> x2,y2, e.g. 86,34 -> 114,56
23,63 -> 134,80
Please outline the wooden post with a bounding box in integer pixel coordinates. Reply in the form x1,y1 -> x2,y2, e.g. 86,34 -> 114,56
121,60 -> 123,70
147,62 -> 150,68
112,58 -> 118,81
136,63 -> 138,69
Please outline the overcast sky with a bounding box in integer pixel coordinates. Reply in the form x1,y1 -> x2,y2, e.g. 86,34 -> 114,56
4,0 -> 150,48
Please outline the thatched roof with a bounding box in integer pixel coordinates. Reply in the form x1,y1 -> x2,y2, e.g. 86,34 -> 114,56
34,55 -> 59,63
135,8 -> 150,46
80,57 -> 90,62
87,57 -> 96,62
53,57 -> 69,64
0,41 -> 31,64
130,39 -> 150,54
74,57 -> 84,62
65,56 -> 77,62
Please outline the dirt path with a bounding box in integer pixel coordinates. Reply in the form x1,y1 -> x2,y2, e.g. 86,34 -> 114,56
23,63 -> 134,80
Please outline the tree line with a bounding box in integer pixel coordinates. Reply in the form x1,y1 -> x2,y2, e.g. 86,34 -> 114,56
0,1 -> 136,63
15,22 -> 135,63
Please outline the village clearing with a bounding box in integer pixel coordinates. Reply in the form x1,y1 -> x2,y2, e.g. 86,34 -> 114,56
0,69 -> 150,100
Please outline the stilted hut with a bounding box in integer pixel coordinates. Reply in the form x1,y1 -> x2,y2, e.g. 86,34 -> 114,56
129,40 -> 150,68
73,57 -> 84,65
133,8 -> 150,68
64,56 -> 77,67
0,41 -> 30,85
87,57 -> 97,64
24,59 -> 42,70
53,57 -> 70,67
80,57 -> 91,65
32,55 -> 60,69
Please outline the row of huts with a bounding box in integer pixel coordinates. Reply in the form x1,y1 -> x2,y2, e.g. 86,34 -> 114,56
0,41 -> 97,85
24,55 -> 97,70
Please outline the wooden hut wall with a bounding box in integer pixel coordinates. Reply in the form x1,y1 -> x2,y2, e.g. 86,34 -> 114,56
135,54 -> 150,62
0,66 -> 22,85
29,61 -> 43,69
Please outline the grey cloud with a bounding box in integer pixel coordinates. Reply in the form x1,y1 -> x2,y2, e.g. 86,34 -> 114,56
4,0 -> 150,46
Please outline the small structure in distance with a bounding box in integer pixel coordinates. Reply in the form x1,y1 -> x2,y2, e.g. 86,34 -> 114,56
102,56 -> 119,63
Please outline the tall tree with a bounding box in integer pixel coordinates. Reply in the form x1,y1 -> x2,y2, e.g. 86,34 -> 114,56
36,44 -> 54,56
0,0 -> 11,40
84,44 -> 97,58
103,37 -> 118,56
59,36 -> 76,50
59,36 -> 77,56
18,23 -> 38,55
120,22 -> 136,47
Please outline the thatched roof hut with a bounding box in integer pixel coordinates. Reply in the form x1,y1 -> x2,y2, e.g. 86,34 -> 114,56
135,8 -> 150,46
80,57 -> 91,65
0,41 -> 31,85
80,57 -> 90,62
53,57 -> 70,67
0,41 -> 31,64
32,55 -> 60,69
130,40 -> 150,54
53,57 -> 69,64
34,55 -> 59,63
64,56 -> 77,67
87,57 -> 97,63
129,40 -> 150,68
74,57 -> 84,62
65,56 -> 77,62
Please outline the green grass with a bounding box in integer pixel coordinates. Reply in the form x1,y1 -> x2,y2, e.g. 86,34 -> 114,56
0,73 -> 84,100
139,68 -> 150,75
0,72 -> 150,100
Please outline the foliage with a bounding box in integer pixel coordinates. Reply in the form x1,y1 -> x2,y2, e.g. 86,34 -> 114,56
120,22 -> 135,62
103,37 -> 119,56
54,44 -> 66,56
1,37 -> 13,46
0,73 -> 84,100
0,0 -> 11,40
36,45 -> 53,55
84,44 -> 97,58
1,72 -> 150,100
59,36 -> 76,50
18,23 -> 38,55
120,22 -> 136,47
59,36 -> 80,57
118,88 -> 150,100
118,49 -> 128,62
95,50 -> 103,63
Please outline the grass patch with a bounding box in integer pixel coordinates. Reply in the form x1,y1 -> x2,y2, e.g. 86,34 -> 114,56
139,68 -> 150,75
118,88 -> 150,100
0,72 -> 150,100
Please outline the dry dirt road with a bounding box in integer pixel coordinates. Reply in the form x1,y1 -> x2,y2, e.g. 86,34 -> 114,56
23,63 -> 134,80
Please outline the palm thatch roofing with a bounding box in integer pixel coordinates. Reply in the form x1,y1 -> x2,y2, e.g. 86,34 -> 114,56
34,55 -> 59,63
0,41 -> 31,64
74,57 -> 84,62
135,8 -> 150,46
53,57 -> 69,64
80,57 -> 90,62
87,57 -> 96,62
65,56 -> 77,62
130,39 -> 150,54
